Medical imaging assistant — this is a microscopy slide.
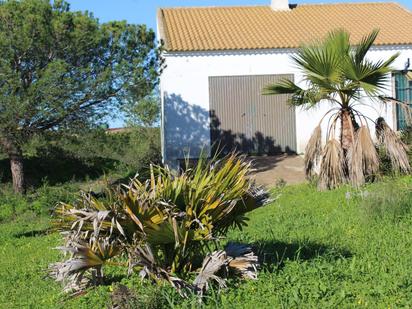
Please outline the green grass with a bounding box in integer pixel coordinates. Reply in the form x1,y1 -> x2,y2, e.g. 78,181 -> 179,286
0,177 -> 412,308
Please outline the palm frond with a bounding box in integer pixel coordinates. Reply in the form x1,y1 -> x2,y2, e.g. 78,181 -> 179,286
263,79 -> 329,108
193,243 -> 259,295
347,126 -> 379,187
376,118 -> 411,173
319,139 -> 346,190
304,125 -> 322,178
345,54 -> 398,97
130,244 -> 194,298
49,238 -> 120,294
193,250 -> 228,295
292,31 -> 347,90
354,29 -> 379,63
225,243 -> 258,280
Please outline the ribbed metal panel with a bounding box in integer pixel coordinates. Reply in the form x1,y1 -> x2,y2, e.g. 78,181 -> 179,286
209,74 -> 296,155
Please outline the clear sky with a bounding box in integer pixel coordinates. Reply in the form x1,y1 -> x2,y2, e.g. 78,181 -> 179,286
67,0 -> 412,32
66,0 -> 412,127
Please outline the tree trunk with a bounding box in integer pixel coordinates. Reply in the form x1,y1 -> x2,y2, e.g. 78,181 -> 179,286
10,152 -> 25,194
0,138 -> 25,194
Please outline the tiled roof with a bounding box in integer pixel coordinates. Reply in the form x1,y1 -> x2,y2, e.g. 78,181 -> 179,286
157,2 -> 412,52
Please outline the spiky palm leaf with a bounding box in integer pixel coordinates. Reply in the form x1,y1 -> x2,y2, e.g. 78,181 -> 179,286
51,153 -> 269,296
49,238 -> 121,294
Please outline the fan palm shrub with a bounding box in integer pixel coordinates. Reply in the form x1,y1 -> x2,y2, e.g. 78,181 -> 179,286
50,153 -> 269,296
263,29 -> 411,189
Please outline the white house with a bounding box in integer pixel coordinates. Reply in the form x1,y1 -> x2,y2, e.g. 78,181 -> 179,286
157,0 -> 412,167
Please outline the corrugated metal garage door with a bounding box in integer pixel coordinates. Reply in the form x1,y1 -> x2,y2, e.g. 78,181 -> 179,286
209,74 -> 296,155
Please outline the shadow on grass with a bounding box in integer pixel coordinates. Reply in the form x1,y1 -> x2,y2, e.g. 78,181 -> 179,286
109,166 -> 153,187
252,240 -> 352,272
13,228 -> 51,238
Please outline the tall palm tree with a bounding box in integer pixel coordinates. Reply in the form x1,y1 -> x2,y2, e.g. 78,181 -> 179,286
263,29 -> 411,189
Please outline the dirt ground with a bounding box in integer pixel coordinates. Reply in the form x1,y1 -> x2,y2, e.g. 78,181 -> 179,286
247,154 -> 306,188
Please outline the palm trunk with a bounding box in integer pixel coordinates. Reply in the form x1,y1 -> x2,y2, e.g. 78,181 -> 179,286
340,109 -> 359,178
1,137 -> 25,194
340,109 -> 354,153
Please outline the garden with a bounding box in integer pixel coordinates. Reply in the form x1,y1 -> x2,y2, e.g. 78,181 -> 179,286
1,1 -> 412,308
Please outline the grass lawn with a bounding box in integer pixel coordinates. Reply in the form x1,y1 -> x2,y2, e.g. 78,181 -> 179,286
0,177 -> 411,308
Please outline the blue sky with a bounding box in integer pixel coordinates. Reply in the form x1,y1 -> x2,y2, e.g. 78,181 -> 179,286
66,0 -> 411,127
68,0 -> 412,32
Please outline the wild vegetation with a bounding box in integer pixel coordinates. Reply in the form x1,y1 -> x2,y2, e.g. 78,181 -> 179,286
264,29 -> 411,189
1,177 -> 411,308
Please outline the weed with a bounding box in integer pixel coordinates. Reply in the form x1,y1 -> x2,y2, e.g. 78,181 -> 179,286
359,181 -> 412,221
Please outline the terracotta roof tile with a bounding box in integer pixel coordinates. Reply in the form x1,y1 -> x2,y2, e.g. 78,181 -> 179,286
158,2 -> 412,52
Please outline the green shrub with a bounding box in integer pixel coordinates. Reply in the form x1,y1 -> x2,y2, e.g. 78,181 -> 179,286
57,127 -> 161,173
0,127 -> 160,189
0,181 -> 81,222
359,181 -> 412,221
51,153 -> 269,296
0,186 -> 29,222
29,182 -> 80,214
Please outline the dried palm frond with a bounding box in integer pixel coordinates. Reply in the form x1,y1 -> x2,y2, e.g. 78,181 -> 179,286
399,103 -> 412,127
376,118 -> 411,173
380,97 -> 412,127
193,250 -> 228,295
193,243 -> 259,296
304,125 -> 322,178
130,244 -> 194,298
49,238 -> 120,294
225,243 -> 258,280
319,139 -> 346,190
347,126 -> 379,187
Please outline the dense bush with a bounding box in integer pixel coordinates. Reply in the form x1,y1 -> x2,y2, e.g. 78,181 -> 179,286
57,127 -> 161,171
0,126 -> 161,221
0,127 -> 160,187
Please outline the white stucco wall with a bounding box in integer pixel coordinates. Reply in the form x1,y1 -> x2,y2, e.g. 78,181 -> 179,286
160,46 -> 412,165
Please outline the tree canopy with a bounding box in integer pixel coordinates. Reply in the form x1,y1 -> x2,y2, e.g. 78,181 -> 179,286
0,0 -> 160,193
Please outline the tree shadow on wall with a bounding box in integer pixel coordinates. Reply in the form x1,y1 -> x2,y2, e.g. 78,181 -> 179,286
210,110 -> 285,156
164,94 -> 211,160
164,94 -> 293,161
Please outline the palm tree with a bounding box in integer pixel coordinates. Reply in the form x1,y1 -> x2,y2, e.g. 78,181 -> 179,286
263,29 -> 411,189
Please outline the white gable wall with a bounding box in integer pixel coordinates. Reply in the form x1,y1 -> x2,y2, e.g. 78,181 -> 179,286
160,46 -> 412,166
